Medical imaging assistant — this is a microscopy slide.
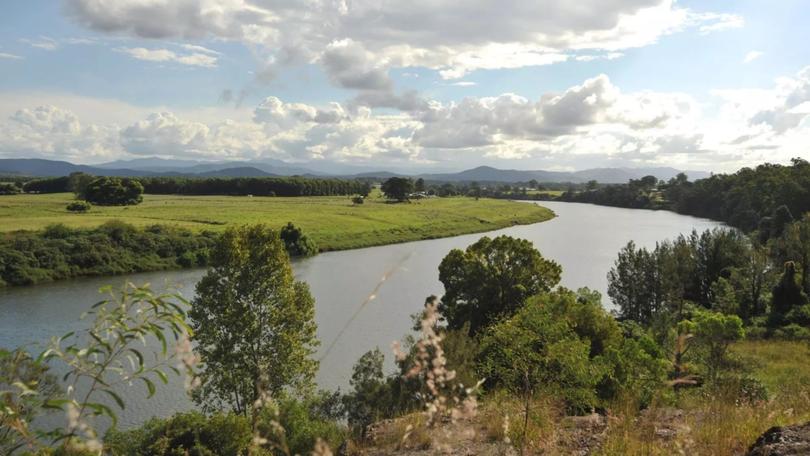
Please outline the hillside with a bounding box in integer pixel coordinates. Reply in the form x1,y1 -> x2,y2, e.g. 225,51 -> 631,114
0,158 -> 709,184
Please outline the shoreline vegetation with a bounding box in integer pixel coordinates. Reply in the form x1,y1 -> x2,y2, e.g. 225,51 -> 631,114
0,191 -> 554,287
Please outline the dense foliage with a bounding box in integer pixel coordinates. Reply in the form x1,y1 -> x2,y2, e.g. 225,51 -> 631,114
65,200 -> 91,212
18,174 -> 372,197
140,176 -> 371,197
190,224 -> 319,415
280,222 -> 319,256
665,159 -> 810,232
608,219 -> 810,341
84,176 -> 144,206
381,177 -> 414,201
438,235 -> 561,334
0,182 -> 21,195
105,396 -> 346,456
0,222 -> 217,287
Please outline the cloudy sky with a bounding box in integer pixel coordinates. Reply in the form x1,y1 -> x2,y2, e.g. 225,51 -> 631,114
1,0 -> 809,172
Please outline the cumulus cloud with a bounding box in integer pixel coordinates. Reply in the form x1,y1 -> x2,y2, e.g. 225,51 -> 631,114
6,66 -> 808,171
0,105 -> 120,160
65,0 -> 743,82
116,47 -> 218,67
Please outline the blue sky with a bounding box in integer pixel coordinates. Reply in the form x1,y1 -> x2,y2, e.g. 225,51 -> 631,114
1,0 -> 809,172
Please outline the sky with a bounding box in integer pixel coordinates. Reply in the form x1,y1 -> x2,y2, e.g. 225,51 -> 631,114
1,0 -> 810,173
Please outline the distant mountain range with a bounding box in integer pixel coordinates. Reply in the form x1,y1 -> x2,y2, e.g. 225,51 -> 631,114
0,158 -> 711,184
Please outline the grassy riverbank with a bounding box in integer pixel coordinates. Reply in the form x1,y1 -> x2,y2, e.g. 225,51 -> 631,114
0,192 -> 554,251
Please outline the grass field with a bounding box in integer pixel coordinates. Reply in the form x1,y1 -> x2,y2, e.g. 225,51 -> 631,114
0,192 -> 554,251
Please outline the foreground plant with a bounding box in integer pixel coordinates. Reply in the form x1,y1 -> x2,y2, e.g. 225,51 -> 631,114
392,298 -> 483,451
0,283 -> 195,454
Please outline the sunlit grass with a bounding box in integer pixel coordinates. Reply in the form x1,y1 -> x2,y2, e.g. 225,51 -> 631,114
0,191 -> 554,251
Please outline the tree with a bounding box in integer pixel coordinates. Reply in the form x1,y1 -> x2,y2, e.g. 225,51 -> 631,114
688,309 -> 744,383
83,176 -> 144,206
0,183 -> 20,195
280,222 -> 318,257
478,293 -> 599,417
769,261 -> 809,327
190,225 -> 319,417
414,178 -> 426,193
586,180 -> 599,191
67,172 -> 95,198
381,177 -> 414,202
342,348 -> 390,435
438,235 -> 561,334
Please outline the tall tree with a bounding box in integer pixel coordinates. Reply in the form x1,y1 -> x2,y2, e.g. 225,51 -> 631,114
438,235 -> 561,334
190,225 -> 318,416
414,178 -> 426,193
769,261 -> 809,327
381,177 -> 414,202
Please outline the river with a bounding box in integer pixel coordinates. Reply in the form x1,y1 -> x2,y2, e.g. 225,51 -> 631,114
0,201 -> 722,429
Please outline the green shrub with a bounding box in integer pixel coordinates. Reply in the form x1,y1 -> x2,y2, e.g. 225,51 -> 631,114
773,323 -> 810,340
0,182 -> 21,195
478,291 -> 601,414
84,176 -> 144,206
280,222 -> 318,257
66,201 -> 91,213
105,411 -> 252,455
0,222 -> 218,287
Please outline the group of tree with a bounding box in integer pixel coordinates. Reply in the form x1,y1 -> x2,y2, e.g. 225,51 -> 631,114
559,175 -> 661,209
20,173 -> 372,199
608,218 -> 810,340
664,159 -> 810,235
0,224 -> 338,455
0,221 -> 318,288
0,182 -> 22,195
0,222 -> 217,287
2,223 -> 803,453
555,159 -> 810,242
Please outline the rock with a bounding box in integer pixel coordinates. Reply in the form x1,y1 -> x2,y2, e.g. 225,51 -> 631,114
747,421 -> 810,455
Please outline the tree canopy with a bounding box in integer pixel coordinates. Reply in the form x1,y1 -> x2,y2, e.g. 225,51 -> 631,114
189,224 -> 319,415
83,176 -> 144,206
438,235 -> 561,334
381,177 -> 414,201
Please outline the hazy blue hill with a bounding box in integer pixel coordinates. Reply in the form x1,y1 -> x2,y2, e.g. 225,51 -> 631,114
0,158 -> 708,183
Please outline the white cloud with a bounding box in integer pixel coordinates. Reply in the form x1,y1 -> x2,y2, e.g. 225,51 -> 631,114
0,105 -> 120,161
743,51 -> 763,64
19,37 -> 59,51
5,66 -> 809,172
116,47 -> 218,67
0,52 -> 23,60
65,0 -> 743,81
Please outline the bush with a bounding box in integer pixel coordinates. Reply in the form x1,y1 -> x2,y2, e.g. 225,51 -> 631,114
773,323 -> 810,340
280,222 -> 318,257
275,394 -> 347,455
0,182 -> 21,195
105,411 -> 252,455
478,291 -> 601,414
0,222 -> 218,287
84,176 -> 144,206
66,201 -> 91,213
352,195 -> 365,205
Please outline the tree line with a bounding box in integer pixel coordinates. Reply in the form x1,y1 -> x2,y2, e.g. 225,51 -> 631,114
557,158 -> 810,241
21,173 -> 372,198
0,221 -> 317,288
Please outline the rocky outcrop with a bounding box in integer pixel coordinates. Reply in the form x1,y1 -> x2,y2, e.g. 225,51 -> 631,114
747,421 -> 810,455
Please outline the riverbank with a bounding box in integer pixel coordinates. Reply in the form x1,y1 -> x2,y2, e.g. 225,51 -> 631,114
0,192 -> 554,251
